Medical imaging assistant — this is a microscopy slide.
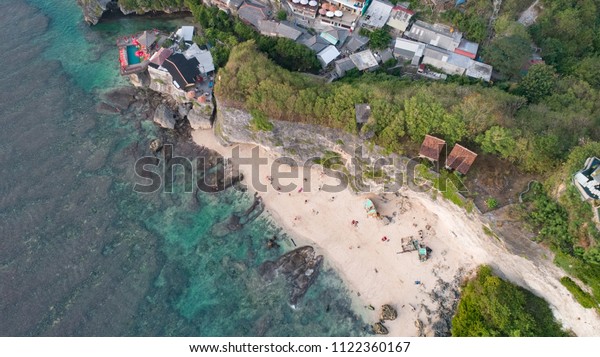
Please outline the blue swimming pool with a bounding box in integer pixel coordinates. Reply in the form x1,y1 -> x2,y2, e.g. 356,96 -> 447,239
126,45 -> 141,65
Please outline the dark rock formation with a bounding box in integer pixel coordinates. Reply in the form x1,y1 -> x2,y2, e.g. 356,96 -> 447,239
211,193 -> 263,237
372,322 -> 389,335
258,246 -> 323,306
100,86 -> 137,112
77,0 -> 188,25
153,103 -> 177,129
380,304 -> 397,321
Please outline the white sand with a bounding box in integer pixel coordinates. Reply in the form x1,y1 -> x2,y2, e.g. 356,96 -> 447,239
192,129 -> 600,336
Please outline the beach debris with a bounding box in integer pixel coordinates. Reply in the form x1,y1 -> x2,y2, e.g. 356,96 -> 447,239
258,246 -> 323,306
415,319 -> 426,336
367,304 -> 375,311
380,304 -> 398,321
372,322 -> 389,335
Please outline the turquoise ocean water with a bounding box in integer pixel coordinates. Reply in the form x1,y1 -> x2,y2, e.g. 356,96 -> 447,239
0,0 -> 365,336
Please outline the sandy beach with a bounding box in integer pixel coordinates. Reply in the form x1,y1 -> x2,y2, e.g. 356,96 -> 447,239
192,129 -> 600,337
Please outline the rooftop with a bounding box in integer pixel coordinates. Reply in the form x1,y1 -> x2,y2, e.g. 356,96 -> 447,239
446,144 -> 477,175
335,57 -> 357,73
184,43 -> 215,74
238,1 -> 270,27
349,49 -> 379,70
302,35 -> 330,52
419,135 -> 446,161
176,26 -> 195,42
574,157 -> 600,200
362,0 -> 393,28
149,47 -> 173,67
355,103 -> 371,124
344,34 -> 369,52
455,38 -> 479,58
162,53 -> 200,89
465,60 -> 492,82
317,45 -> 341,67
405,20 -> 462,51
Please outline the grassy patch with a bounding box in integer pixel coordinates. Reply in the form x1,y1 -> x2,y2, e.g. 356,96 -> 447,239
249,109 -> 274,132
554,251 -> 600,307
560,276 -> 599,310
314,151 -> 343,170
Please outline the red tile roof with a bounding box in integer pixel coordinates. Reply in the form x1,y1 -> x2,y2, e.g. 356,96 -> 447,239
445,144 -> 477,175
150,48 -> 173,66
419,135 -> 446,161
393,5 -> 415,15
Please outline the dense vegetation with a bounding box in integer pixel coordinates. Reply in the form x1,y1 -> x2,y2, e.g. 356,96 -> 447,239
216,41 -> 600,175
118,0 -> 185,11
451,266 -> 568,336
522,142 -> 600,310
184,0 -> 320,72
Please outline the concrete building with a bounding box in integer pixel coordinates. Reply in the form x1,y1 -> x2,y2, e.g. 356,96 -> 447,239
302,35 -> 330,52
386,5 -> 414,32
344,35 -> 369,53
317,45 -> 341,67
349,49 -> 379,71
455,38 -> 479,59
393,37 -> 425,65
258,20 -> 303,41
361,0 -> 393,29
334,57 -> 356,77
238,1 -> 270,27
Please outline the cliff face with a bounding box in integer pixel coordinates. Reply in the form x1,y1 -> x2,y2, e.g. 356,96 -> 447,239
77,0 -> 188,25
214,98 -> 408,194
77,0 -> 113,25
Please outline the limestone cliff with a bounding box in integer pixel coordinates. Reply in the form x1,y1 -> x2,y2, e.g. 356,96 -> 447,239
213,98 -> 408,194
77,0 -> 113,25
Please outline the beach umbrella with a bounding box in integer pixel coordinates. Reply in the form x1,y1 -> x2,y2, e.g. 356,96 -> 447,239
334,10 -> 343,17
309,0 -> 318,6
292,0 -> 300,3
300,0 -> 309,5
318,8 -> 327,15
321,2 -> 328,8
326,11 -> 334,17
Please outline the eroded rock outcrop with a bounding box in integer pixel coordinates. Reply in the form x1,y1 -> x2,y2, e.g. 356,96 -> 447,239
77,0 -> 112,25
380,304 -> 398,321
153,103 -> 177,129
187,104 -> 213,130
259,246 -> 323,306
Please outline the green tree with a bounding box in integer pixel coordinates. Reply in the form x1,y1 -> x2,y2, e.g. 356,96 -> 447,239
476,126 -> 518,159
518,63 -> 556,102
483,35 -> 531,79
367,28 -> 392,50
452,266 -> 567,336
276,9 -> 287,21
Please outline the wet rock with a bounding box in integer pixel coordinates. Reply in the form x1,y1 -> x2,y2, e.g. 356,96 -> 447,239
187,105 -> 213,130
149,139 -> 163,153
153,104 -> 176,129
372,322 -> 388,335
258,246 -> 323,306
211,193 -> 262,237
95,102 -> 120,115
380,304 -> 397,321
100,86 -> 137,111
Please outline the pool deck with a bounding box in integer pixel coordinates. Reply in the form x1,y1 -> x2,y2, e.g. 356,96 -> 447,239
117,30 -> 165,75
